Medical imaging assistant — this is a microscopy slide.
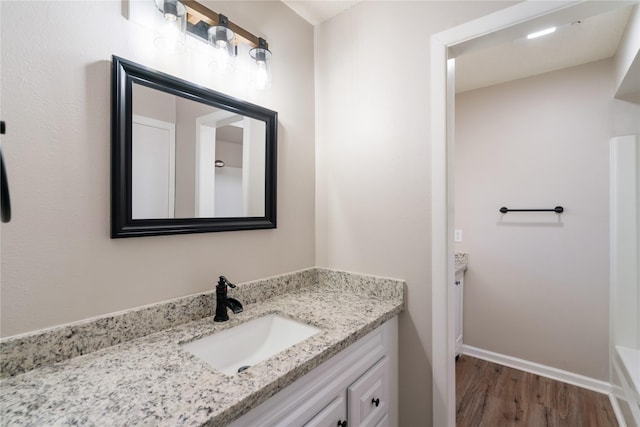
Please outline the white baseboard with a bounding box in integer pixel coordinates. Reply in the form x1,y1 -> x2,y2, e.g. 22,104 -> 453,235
461,344 -> 612,395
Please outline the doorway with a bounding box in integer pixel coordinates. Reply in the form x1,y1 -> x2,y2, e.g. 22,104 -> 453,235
430,2 -> 637,425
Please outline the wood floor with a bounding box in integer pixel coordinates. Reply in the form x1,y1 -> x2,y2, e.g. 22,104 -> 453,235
456,355 -> 618,427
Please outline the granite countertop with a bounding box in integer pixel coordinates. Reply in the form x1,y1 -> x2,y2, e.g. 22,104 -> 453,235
455,253 -> 468,274
0,269 -> 405,426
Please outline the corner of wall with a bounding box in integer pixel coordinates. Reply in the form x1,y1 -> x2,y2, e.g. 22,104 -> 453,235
614,5 -> 640,102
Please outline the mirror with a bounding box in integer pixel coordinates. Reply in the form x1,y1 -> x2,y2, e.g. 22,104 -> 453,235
111,56 -> 277,238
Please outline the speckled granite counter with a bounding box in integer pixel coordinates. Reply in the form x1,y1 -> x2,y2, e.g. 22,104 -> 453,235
0,268 -> 405,426
455,252 -> 468,273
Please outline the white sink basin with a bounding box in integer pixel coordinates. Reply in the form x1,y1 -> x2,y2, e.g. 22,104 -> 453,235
180,314 -> 321,375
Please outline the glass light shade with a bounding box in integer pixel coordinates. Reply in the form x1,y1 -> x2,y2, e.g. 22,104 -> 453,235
249,46 -> 272,90
153,0 -> 186,54
208,25 -> 234,49
208,25 -> 235,73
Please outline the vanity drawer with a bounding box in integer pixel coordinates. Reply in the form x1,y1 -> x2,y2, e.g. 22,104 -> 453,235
348,356 -> 389,427
375,413 -> 389,427
303,393 -> 347,427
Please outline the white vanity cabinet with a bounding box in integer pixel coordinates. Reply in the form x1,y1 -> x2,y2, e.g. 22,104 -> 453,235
229,317 -> 398,427
301,356 -> 389,427
454,271 -> 464,357
347,356 -> 390,426
303,393 -> 346,427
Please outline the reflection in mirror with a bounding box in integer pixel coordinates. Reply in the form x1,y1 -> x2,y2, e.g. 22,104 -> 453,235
111,56 -> 277,238
131,84 -> 266,219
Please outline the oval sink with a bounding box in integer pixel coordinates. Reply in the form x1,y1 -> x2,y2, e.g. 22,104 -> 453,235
180,314 -> 321,375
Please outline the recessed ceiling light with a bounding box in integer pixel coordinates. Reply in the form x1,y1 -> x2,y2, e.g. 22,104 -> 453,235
527,27 -> 557,40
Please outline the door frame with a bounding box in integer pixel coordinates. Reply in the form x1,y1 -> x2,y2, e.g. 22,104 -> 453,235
195,110 -> 243,217
429,1 -> 633,425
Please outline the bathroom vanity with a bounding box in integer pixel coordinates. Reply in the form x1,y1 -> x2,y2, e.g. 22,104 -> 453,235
454,253 -> 468,358
230,317 -> 396,426
0,268 -> 405,426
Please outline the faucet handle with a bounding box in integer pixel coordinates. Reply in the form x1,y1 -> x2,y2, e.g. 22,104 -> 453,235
218,275 -> 236,288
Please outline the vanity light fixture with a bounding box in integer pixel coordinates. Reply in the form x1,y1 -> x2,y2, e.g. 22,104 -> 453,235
527,26 -> 556,40
172,0 -> 273,89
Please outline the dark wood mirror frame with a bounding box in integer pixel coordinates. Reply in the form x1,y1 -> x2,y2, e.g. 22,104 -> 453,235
111,56 -> 277,238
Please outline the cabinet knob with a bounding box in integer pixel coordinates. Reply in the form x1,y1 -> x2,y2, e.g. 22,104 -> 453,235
455,281 -> 460,286
337,421 -> 347,427
371,397 -> 380,407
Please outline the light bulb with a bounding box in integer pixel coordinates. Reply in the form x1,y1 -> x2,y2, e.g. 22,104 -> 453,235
255,60 -> 269,90
210,45 -> 233,74
527,27 -> 556,39
210,24 -> 233,53
215,51 -> 231,73
154,0 -> 186,53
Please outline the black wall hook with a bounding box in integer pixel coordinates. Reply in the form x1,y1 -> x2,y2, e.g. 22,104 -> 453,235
1,120 -> 11,223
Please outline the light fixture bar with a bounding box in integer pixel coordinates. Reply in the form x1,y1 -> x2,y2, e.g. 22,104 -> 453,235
181,0 -> 267,49
526,26 -> 556,40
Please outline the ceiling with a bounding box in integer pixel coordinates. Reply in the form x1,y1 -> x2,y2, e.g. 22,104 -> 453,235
455,5 -> 634,93
282,1 -> 634,93
217,125 -> 243,144
283,1 -> 361,26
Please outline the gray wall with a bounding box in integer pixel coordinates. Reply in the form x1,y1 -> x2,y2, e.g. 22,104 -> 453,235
454,58 -> 631,381
174,97 -> 216,218
0,1 -> 315,336
132,84 -> 176,123
314,2 -> 516,424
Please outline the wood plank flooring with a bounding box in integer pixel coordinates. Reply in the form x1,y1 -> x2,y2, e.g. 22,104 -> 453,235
456,355 -> 618,427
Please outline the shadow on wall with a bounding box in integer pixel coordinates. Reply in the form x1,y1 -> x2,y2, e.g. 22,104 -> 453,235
85,60 -> 113,238
398,312 -> 432,424
496,218 -> 564,227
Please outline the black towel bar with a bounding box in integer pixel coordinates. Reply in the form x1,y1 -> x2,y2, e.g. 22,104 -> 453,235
499,206 -> 564,214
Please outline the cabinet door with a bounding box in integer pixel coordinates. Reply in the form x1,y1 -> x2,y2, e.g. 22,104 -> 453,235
348,356 -> 389,427
303,393 -> 347,427
455,272 -> 464,356
374,414 -> 389,427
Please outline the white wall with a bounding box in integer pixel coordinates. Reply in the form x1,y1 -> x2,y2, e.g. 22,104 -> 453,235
613,5 -> 640,103
0,0 -> 315,337
244,118 -> 266,217
314,1 -> 515,424
611,135 -> 640,351
174,96 -> 216,218
132,84 -> 176,123
216,140 -> 242,168
215,140 -> 243,217
455,59 -> 617,381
